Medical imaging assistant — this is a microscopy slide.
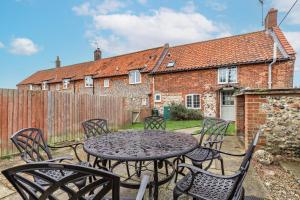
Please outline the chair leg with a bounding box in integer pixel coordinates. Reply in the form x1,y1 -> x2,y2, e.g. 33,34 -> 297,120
219,157 -> 225,175
173,188 -> 182,200
126,161 -> 131,178
174,157 -> 180,183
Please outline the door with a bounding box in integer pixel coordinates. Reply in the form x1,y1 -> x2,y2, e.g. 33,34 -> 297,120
220,90 -> 236,121
163,106 -> 170,120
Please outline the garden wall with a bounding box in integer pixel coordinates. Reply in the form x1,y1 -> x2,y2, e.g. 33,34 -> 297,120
236,88 -> 300,158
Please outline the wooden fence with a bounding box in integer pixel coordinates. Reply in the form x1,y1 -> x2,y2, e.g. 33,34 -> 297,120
0,89 -> 131,157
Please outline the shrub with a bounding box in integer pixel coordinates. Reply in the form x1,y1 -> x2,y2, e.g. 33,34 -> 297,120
170,103 -> 203,120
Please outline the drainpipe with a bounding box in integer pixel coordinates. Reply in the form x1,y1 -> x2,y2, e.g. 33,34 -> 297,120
152,76 -> 155,108
268,42 -> 277,89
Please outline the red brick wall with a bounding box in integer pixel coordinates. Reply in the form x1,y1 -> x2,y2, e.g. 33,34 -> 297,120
153,60 -> 294,117
244,95 -> 267,148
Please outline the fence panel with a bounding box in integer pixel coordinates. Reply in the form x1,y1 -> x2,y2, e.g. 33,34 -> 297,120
0,89 -> 130,157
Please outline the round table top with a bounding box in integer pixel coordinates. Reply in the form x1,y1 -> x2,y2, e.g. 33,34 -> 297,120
83,130 -> 198,161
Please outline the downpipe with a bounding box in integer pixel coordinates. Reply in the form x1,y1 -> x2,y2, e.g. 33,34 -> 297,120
268,42 -> 277,89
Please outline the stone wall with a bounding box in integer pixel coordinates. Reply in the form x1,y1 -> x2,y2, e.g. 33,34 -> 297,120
236,89 -> 300,158
261,96 -> 300,157
203,93 -> 217,117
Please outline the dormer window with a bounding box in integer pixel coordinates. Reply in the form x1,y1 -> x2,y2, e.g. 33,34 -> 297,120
42,81 -> 48,91
29,84 -> 33,91
167,61 -> 175,67
63,79 -> 70,89
85,76 -> 93,87
129,70 -> 141,84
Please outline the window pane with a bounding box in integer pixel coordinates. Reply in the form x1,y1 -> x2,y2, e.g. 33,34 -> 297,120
222,91 -> 234,105
129,72 -> 134,83
187,96 -> 192,108
228,67 -> 237,83
193,95 -> 200,108
135,71 -> 141,83
219,68 -> 227,83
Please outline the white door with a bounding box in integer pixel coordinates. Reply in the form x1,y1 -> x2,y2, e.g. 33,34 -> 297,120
220,90 -> 236,121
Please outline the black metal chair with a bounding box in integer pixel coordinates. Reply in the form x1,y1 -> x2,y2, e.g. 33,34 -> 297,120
82,118 -> 111,138
175,118 -> 230,182
144,116 -> 166,131
173,130 -> 261,200
10,128 -> 89,188
2,162 -> 149,200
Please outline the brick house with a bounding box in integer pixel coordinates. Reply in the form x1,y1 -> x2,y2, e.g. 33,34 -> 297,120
18,8 -> 295,121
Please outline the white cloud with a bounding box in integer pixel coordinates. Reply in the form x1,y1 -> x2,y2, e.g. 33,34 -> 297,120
271,0 -> 300,25
205,0 -> 227,11
9,38 -> 39,55
0,41 -> 4,48
74,2 -> 231,55
137,0 -> 147,5
182,1 -> 196,13
72,0 -> 125,16
284,31 -> 300,71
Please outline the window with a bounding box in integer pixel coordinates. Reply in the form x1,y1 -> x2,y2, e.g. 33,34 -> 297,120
56,83 -> 60,91
104,79 -> 109,88
218,66 -> 237,84
42,81 -> 48,91
222,91 -> 235,105
186,94 -> 201,109
85,76 -> 93,87
63,79 -> 70,89
29,84 -> 33,91
129,70 -> 141,84
154,93 -> 161,102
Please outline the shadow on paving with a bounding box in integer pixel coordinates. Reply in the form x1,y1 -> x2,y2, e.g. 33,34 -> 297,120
0,128 -> 269,199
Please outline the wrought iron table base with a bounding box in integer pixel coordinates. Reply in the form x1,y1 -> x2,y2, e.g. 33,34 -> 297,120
111,159 -> 175,200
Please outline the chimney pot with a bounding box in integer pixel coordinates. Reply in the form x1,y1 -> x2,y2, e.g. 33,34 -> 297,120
55,56 -> 61,68
265,8 -> 278,30
94,48 -> 102,61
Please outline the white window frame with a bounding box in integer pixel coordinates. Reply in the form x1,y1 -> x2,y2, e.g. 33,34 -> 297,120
42,81 -> 48,91
218,66 -> 238,84
29,84 -> 33,91
154,93 -> 161,102
63,79 -> 70,90
129,70 -> 141,84
104,79 -> 110,88
85,76 -> 93,88
185,94 -> 201,109
56,83 -> 60,91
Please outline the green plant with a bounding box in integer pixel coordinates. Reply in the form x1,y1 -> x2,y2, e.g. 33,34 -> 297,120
170,103 -> 203,120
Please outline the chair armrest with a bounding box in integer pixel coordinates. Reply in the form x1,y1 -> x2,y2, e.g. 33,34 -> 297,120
135,175 -> 150,200
201,147 -> 246,157
48,142 -> 84,162
45,156 -> 73,163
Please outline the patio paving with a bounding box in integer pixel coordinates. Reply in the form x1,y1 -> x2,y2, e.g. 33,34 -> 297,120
0,127 -> 270,199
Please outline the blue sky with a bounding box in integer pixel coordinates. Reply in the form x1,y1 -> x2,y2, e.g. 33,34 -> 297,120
0,0 -> 299,88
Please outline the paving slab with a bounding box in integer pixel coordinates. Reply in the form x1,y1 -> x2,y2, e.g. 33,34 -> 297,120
0,183 -> 15,199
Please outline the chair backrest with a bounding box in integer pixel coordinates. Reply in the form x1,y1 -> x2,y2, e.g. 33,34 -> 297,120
230,130 -> 261,199
82,118 -> 110,138
2,162 -> 121,200
11,128 -> 52,162
198,117 -> 230,150
144,115 -> 166,130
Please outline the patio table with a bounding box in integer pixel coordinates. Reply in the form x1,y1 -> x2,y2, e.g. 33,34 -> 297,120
83,130 -> 198,200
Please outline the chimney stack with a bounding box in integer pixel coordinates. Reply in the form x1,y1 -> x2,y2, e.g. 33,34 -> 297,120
94,48 -> 102,61
265,8 -> 278,30
55,56 -> 61,68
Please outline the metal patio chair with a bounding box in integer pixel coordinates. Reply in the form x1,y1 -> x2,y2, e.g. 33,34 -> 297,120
173,130 -> 261,200
144,115 -> 166,131
174,118 -> 230,182
2,162 -> 149,200
82,118 -> 114,170
11,128 -> 89,189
